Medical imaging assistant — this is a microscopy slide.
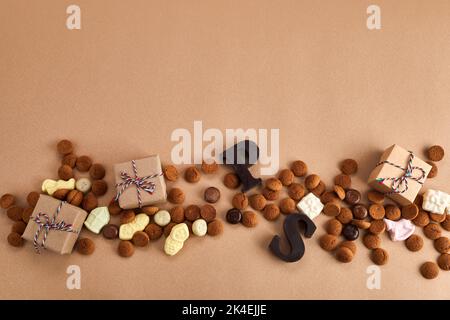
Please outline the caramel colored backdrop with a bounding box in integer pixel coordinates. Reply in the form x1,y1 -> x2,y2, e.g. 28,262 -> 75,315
1,0 -> 450,299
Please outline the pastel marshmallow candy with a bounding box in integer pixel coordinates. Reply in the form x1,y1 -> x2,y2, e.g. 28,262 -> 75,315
119,213 -> 150,240
384,218 -> 415,241
170,223 -> 190,242
164,237 -> 184,256
84,206 -> 110,234
422,189 -> 450,215
192,219 -> 207,237
42,178 -> 75,195
75,178 -> 92,193
297,192 -> 324,220
154,210 -> 171,227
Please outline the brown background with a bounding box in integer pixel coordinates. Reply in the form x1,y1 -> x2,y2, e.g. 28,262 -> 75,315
1,0 -> 450,299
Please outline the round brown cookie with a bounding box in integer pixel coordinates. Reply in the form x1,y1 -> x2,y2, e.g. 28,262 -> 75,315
144,223 -> 163,240
57,139 -> 73,155
369,204 -> 385,220
423,223 -> 442,240
170,206 -> 185,223
371,248 -> 389,265
185,205 -> 201,221
334,174 -> 351,189
26,192 -> 40,207
232,193 -> 248,210
263,204 -> 280,221
291,160 -> 308,177
242,211 -> 258,228
427,145 -> 445,162
278,169 -> 294,186
320,191 -> 339,204
223,173 -> 240,189
11,221 -> 27,235
265,178 -> 283,191
249,194 -> 267,211
21,207 -> 34,223
89,163 -> 106,180
353,204 -> 368,219
163,223 -> 177,237
335,247 -> 354,263
7,206 -> 24,222
414,194 -> 424,207
82,192 -> 98,212
108,200 -> 122,216
420,261 -> 439,279
163,165 -> 178,181
441,215 -> 450,231
369,220 -> 386,235
413,211 -> 430,227
340,159 -> 358,175
201,160 -> 218,174
76,155 -> 92,172
207,220 -> 223,236
66,190 -> 83,206
426,161 -> 438,178
325,219 -> 343,236
339,240 -> 357,255
185,166 -> 201,183
62,153 -> 77,168
7,232 -> 24,247
279,198 -> 296,214
204,187 -> 221,204
429,212 -> 446,223
385,205 -> 401,221
336,207 -> 353,224
345,189 -> 361,205
305,174 -> 321,190
367,191 -> 385,204
323,202 -> 340,217
142,206 -> 159,216
76,238 -> 95,255
319,234 -> 339,251
288,183 -> 306,201
437,253 -> 450,271
1,194 -> 15,209
120,210 -> 136,225
311,181 -> 326,197
405,234 -> 423,252
200,204 -> 216,222
402,204 -> 419,220
168,188 -> 185,204
132,231 -> 150,246
434,237 -> 450,254
333,185 -> 346,200
118,240 -> 135,257
91,180 -> 108,197
52,189 -> 68,200
363,234 -> 381,249
262,188 -> 280,201
351,219 -> 371,230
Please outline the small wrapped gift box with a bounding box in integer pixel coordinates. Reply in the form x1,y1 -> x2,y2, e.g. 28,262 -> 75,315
368,144 -> 431,206
114,155 -> 166,209
22,195 -> 87,254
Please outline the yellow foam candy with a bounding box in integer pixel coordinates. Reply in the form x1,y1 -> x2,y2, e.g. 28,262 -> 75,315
170,223 -> 189,242
119,213 -> 150,240
164,237 -> 184,256
42,178 -> 75,195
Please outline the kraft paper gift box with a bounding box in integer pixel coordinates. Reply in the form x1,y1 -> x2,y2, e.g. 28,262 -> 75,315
114,155 -> 167,209
22,195 -> 87,254
368,144 -> 432,206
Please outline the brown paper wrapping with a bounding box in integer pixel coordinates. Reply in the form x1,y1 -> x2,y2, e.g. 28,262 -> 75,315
114,155 -> 167,209
22,195 -> 87,254
368,144 -> 431,206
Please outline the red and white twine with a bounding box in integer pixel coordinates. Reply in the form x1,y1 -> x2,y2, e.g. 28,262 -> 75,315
375,151 -> 426,194
115,159 -> 162,208
32,201 -> 77,254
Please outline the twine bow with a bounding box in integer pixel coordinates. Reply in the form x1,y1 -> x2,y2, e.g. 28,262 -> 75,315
32,201 -> 77,254
115,159 -> 162,208
375,151 -> 426,194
